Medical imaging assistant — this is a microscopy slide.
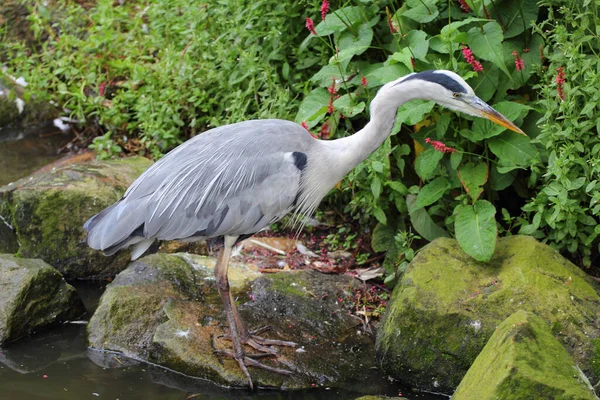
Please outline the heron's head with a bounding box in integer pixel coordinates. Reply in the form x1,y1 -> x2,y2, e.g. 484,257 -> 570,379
392,70 -> 525,135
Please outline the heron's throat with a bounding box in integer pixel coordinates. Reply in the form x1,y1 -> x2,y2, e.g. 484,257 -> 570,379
330,80 -> 423,171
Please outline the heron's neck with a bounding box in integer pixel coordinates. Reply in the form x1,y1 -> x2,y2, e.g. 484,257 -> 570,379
323,79 -> 425,174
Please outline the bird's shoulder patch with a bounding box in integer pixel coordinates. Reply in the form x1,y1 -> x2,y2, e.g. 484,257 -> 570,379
291,151 -> 308,171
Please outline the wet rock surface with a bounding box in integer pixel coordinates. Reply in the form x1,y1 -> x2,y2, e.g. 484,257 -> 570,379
87,253 -> 379,391
452,310 -> 597,400
376,235 -> 600,394
0,155 -> 152,279
0,254 -> 84,344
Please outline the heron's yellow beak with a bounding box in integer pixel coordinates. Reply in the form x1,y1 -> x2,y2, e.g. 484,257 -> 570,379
472,97 -> 526,135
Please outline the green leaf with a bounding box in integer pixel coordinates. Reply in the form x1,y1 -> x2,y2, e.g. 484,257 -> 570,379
489,165 -> 515,191
365,63 -> 411,86
315,6 -> 363,36
414,148 -> 444,181
396,100 -> 435,125
414,177 -> 450,210
405,30 -> 430,62
331,22 -> 374,64
488,131 -> 537,167
310,65 -> 343,87
454,200 -> 497,261
295,88 -> 329,128
494,0 -> 539,39
333,94 -> 365,117
458,162 -> 488,202
372,222 -> 396,252
407,194 -> 450,241
466,22 -> 511,78
402,0 -> 439,23
371,176 -> 382,199
373,207 -> 387,224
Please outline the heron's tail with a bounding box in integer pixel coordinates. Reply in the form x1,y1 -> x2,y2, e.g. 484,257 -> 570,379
84,199 -> 154,260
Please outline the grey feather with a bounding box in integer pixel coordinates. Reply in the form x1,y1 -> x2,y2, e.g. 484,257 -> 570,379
84,119 -> 313,257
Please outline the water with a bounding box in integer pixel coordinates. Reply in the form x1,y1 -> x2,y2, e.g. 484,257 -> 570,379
0,125 -> 73,186
0,282 -> 447,400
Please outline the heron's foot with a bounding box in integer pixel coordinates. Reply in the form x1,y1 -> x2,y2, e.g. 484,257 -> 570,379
219,326 -> 297,355
214,349 -> 293,390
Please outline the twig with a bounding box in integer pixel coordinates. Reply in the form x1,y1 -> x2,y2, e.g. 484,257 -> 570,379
249,239 -> 286,255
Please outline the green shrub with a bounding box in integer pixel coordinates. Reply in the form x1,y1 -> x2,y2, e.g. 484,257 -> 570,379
518,0 -> 600,267
297,0 -> 542,272
1,0 -> 314,158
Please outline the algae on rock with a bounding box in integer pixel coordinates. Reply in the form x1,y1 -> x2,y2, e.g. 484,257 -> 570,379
0,254 -> 84,344
376,236 -> 600,394
452,310 -> 597,400
88,253 -> 378,390
0,156 -> 152,279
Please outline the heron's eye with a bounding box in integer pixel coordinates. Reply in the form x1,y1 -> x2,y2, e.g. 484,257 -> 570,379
453,93 -> 462,99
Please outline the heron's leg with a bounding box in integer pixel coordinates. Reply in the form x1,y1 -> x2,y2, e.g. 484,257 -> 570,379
213,236 -> 292,389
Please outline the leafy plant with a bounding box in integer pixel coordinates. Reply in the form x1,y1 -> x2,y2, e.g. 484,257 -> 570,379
296,0 -> 542,264
517,0 -> 600,267
1,0 -> 314,158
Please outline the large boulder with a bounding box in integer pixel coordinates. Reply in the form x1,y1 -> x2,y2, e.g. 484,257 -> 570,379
376,236 -> 600,394
0,254 -> 84,344
0,155 -> 152,279
87,253 -> 379,390
452,310 -> 597,400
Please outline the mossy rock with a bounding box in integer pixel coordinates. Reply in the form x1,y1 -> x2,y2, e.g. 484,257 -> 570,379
376,236 -> 600,394
88,253 -> 378,390
0,156 -> 152,279
0,254 -> 84,344
453,310 -> 597,400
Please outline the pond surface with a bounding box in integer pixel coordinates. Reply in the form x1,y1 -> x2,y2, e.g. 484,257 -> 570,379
0,124 -> 73,186
0,282 -> 447,400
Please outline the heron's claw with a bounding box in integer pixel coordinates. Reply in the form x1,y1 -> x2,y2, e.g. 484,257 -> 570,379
218,326 -> 297,355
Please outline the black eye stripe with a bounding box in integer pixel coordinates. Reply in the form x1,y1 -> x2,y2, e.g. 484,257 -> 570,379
401,70 -> 468,94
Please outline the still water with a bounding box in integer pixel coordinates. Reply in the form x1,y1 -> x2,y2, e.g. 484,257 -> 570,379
0,124 -> 73,186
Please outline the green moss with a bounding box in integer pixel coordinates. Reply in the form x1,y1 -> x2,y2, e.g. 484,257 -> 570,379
2,156 -> 152,278
453,311 -> 597,400
591,339 -> 600,379
376,236 -> 600,393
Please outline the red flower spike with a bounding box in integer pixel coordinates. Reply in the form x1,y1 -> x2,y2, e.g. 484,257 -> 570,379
556,67 -> 566,101
321,0 -> 329,21
300,121 -> 309,131
458,0 -> 470,13
320,122 -> 331,139
462,46 -> 483,72
425,137 -> 456,153
386,7 -> 398,34
361,76 -> 368,86
305,17 -> 317,35
512,51 -> 525,71
99,82 -> 106,97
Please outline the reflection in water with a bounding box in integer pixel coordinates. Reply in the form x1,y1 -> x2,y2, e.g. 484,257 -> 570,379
0,323 -> 445,400
0,125 -> 73,186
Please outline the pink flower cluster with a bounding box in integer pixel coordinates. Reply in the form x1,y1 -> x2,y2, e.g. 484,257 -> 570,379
321,0 -> 329,20
462,46 -> 483,72
425,138 -> 456,153
305,17 -> 317,35
512,51 -> 525,71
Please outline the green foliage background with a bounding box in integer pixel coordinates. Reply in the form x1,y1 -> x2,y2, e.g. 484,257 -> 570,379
1,0 -> 599,272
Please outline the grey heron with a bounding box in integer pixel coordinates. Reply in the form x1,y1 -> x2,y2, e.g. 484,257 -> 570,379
84,70 -> 524,389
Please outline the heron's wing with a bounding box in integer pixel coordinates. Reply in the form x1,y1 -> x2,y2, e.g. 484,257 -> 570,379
85,120 -> 312,251
142,150 -> 306,240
